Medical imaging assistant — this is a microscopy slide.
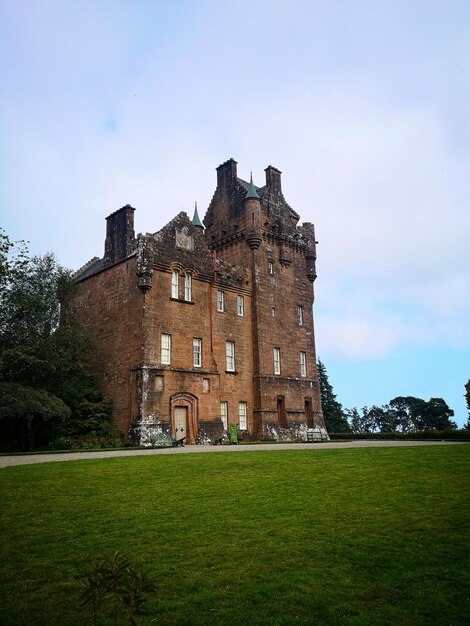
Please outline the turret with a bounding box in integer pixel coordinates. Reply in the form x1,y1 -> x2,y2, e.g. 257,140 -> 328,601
244,173 -> 262,250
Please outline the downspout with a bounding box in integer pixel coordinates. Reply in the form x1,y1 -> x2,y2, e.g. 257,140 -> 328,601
210,249 -> 217,352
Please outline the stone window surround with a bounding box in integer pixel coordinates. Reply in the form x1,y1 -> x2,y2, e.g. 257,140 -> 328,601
273,347 -> 281,375
238,401 -> 247,430
217,289 -> 224,312
161,333 -> 171,365
193,337 -> 202,368
225,340 -> 235,372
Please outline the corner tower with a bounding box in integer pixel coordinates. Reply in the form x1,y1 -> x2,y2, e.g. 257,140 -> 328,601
204,159 -> 325,439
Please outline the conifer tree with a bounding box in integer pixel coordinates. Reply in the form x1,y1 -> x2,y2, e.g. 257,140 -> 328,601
464,379 -> 470,430
317,360 -> 350,432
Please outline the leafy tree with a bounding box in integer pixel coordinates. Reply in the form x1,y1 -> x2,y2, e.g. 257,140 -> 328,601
388,396 -> 425,433
389,396 -> 455,432
317,360 -> 351,432
373,404 -> 400,432
0,230 -> 29,293
347,397 -> 456,434
345,407 -> 361,434
420,397 -> 456,430
0,235 -> 117,451
0,382 -> 71,451
351,406 -> 378,434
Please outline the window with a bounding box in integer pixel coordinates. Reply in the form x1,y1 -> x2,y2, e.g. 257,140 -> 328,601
272,307 -> 276,318
217,290 -> 224,312
161,333 -> 171,365
171,270 -> 179,299
226,341 -> 235,372
273,347 -> 281,375
238,401 -> 247,430
193,338 -> 202,367
300,351 -> 307,377
237,295 -> 244,316
185,273 -> 192,301
220,401 -> 228,430
297,305 -> 303,326
268,261 -> 274,275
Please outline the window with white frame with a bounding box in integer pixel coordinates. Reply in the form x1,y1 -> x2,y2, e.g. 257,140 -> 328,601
300,351 -> 307,377
217,290 -> 224,312
237,295 -> 244,316
193,337 -> 202,367
273,347 -> 281,375
268,261 -> 274,275
171,270 -> 179,299
226,341 -> 235,372
297,305 -> 303,326
220,401 -> 228,430
161,333 -> 171,365
185,273 -> 192,301
238,401 -> 247,430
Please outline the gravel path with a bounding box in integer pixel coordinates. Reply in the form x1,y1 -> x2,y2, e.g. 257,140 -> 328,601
0,439 -> 467,468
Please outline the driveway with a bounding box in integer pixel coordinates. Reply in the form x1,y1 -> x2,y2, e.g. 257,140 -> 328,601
0,439 -> 467,468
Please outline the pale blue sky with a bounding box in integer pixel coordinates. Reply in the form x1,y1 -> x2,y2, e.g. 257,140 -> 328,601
1,0 -> 469,425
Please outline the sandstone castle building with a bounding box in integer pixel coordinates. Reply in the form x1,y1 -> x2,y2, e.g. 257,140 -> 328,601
74,159 -> 326,444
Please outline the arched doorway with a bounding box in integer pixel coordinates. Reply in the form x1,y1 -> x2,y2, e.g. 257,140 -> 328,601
170,393 -> 198,444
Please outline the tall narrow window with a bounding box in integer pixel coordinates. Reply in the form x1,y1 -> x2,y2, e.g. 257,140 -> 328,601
297,305 -> 303,326
220,401 -> 228,430
185,273 -> 192,301
268,261 -> 274,275
217,290 -> 224,312
226,341 -> 235,372
273,347 -> 281,375
237,295 -> 244,316
193,338 -> 202,367
300,351 -> 307,377
161,333 -> 171,365
272,307 -> 276,318
238,401 -> 247,430
171,270 -> 179,299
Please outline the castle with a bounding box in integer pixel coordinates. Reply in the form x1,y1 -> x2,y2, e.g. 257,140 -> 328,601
74,159 -> 326,444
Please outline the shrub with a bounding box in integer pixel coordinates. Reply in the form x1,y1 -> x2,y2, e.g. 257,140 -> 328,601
76,552 -> 156,625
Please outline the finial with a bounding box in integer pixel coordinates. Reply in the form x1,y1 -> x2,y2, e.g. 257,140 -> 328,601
192,203 -> 203,228
244,171 -> 260,200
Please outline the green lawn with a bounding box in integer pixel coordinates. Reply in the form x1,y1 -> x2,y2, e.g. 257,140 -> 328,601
1,445 -> 469,625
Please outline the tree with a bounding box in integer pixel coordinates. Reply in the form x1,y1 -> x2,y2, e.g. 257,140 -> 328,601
345,407 -> 361,434
465,379 -> 470,430
421,397 -> 455,430
317,360 -> 351,432
0,236 -> 116,451
388,396 -> 424,433
0,382 -> 71,451
389,396 -> 455,432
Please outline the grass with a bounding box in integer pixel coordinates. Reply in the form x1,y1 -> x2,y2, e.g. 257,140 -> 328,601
1,445 -> 469,625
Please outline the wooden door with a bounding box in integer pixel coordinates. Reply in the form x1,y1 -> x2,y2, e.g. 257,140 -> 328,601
173,406 -> 187,441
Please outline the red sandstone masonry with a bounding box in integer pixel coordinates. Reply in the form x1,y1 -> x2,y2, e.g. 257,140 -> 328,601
74,160 -> 325,442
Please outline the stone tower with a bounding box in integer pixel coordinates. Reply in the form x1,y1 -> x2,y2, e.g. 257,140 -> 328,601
73,158 -> 325,444
204,159 -> 324,438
